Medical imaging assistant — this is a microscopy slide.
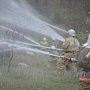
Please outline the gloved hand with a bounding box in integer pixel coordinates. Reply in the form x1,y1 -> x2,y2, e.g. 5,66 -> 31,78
63,56 -> 70,62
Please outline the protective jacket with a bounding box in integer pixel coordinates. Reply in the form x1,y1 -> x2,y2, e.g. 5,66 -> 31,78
63,37 -> 80,53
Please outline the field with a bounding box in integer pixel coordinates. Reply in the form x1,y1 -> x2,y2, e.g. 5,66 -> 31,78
0,52 -> 79,90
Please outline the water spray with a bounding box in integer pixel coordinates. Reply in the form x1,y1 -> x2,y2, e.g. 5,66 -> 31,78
0,0 -> 66,42
0,25 -> 40,45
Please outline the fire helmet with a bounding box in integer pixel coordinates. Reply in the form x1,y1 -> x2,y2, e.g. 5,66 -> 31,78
43,37 -> 47,41
68,29 -> 76,36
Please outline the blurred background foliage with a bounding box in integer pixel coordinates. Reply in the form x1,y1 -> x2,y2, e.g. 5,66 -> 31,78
27,0 -> 90,44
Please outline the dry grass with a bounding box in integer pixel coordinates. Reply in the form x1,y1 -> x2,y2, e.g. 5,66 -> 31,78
0,52 -> 79,90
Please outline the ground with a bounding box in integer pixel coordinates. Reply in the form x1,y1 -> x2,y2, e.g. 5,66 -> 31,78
0,52 -> 79,90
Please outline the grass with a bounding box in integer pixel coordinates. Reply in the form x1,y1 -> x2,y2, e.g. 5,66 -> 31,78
0,52 -> 79,90
48,77 -> 78,85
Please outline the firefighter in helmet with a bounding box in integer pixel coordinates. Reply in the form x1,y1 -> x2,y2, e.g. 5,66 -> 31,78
41,37 -> 48,46
40,37 -> 49,51
56,29 -> 80,75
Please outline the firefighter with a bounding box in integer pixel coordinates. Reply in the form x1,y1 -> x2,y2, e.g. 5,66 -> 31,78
51,37 -> 58,47
41,37 -> 48,46
56,29 -> 80,76
50,37 -> 59,56
78,34 -> 90,90
40,37 -> 49,51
